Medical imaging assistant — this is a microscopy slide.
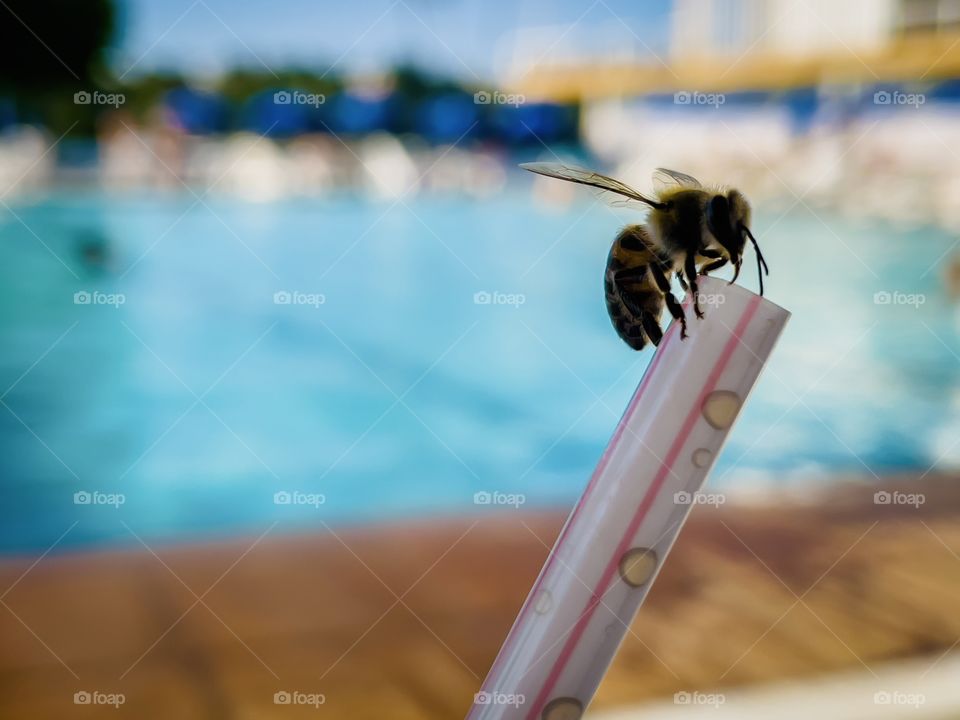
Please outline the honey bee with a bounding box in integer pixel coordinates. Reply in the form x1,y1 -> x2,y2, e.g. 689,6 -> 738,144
521,163 -> 769,350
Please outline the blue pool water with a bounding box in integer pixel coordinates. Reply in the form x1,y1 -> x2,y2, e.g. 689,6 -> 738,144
1,189 -> 958,552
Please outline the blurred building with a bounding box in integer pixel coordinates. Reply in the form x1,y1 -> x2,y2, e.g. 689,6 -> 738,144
510,0 -> 960,99
670,0 -> 898,59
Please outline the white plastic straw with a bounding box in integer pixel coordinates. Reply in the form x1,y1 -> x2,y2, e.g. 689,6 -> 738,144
468,276 -> 790,720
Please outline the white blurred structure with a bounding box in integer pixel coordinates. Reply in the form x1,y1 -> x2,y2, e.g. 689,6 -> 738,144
8,124 -> 507,203
0,127 -> 56,198
671,0 -> 899,59
573,96 -> 960,230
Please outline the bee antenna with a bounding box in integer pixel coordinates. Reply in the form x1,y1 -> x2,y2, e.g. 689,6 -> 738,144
742,226 -> 769,296
742,226 -> 768,275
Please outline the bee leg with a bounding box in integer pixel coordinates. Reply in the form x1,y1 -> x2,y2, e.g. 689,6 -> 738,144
699,248 -> 723,259
617,292 -> 658,349
676,272 -> 688,292
699,257 -> 728,275
648,262 -> 688,340
640,313 -> 663,347
684,252 -> 704,319
624,325 -> 648,350
730,258 -> 742,285
664,293 -> 688,339
611,267 -> 648,312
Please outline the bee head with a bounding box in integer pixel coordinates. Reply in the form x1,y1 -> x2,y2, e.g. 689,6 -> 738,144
706,189 -> 769,295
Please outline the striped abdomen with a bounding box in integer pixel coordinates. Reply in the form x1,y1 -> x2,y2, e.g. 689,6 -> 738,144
603,224 -> 673,351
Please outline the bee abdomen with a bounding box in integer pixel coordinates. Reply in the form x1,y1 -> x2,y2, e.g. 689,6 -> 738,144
605,263 -> 665,351
603,225 -> 669,350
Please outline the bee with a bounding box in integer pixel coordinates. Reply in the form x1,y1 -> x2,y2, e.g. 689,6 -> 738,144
521,163 -> 769,351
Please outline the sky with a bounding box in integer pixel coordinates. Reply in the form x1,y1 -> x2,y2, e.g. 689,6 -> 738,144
113,0 -> 673,81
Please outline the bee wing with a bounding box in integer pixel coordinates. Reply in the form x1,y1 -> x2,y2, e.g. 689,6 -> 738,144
652,167 -> 702,192
520,162 -> 665,210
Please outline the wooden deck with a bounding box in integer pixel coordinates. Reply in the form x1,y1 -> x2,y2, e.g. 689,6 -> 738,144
1,475 -> 958,718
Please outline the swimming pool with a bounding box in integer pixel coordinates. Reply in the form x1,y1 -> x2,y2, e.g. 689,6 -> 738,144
0,189 -> 956,552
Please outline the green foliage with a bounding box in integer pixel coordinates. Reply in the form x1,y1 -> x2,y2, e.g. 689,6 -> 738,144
0,0 -> 116,88
0,0 -> 117,135
218,68 -> 343,103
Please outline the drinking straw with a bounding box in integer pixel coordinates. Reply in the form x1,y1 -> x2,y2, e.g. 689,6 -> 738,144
468,276 -> 790,720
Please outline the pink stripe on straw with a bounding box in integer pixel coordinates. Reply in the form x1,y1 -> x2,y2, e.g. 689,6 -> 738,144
474,320 -> 680,706
526,295 -> 762,719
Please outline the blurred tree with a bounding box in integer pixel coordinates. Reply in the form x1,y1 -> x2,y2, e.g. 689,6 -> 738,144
0,0 -> 117,135
118,72 -> 187,123
391,64 -> 462,133
219,68 -> 342,104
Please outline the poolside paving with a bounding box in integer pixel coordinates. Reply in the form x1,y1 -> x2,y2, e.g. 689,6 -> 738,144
0,476 -> 958,718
